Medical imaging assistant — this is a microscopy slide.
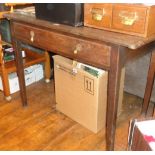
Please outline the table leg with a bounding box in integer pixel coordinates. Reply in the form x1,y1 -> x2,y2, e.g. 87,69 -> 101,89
106,46 -> 126,150
141,51 -> 155,116
1,67 -> 11,101
13,40 -> 27,106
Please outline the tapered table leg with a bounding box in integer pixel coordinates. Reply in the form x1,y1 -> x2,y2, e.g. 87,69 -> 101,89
13,40 -> 27,106
106,46 -> 126,150
141,51 -> 155,116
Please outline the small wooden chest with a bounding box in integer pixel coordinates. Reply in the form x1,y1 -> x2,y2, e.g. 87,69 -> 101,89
84,4 -> 155,37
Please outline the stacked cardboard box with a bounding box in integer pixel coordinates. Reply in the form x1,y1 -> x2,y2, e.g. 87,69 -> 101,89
0,64 -> 44,94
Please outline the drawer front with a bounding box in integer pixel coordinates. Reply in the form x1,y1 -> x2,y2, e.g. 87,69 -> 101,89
84,3 -> 113,29
13,22 -> 111,68
112,5 -> 147,34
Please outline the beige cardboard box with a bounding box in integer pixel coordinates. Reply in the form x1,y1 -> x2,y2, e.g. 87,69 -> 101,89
53,55 -> 124,133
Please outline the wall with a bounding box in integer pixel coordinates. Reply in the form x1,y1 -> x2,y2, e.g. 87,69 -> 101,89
124,52 -> 155,102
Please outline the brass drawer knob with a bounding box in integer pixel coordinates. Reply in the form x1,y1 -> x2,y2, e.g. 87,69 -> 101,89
74,49 -> 78,54
30,31 -> 35,42
73,44 -> 82,55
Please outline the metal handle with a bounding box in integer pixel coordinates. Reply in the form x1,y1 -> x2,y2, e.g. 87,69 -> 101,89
30,31 -> 35,42
56,64 -> 77,76
91,8 -> 105,21
119,11 -> 138,26
73,44 -> 82,55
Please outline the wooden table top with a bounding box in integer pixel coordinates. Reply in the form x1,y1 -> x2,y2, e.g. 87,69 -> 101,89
4,11 -> 155,50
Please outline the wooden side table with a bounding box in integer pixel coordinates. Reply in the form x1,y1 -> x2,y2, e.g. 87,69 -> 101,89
0,38 -> 51,100
141,51 -> 155,116
0,9 -> 51,100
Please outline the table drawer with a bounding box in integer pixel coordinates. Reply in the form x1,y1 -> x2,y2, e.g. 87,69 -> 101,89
13,22 -> 111,68
112,5 -> 147,34
84,3 -> 113,29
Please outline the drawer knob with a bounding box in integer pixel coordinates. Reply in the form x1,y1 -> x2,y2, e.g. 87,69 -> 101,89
119,11 -> 138,26
73,44 -> 82,55
91,8 -> 105,21
30,31 -> 35,42
74,49 -> 78,54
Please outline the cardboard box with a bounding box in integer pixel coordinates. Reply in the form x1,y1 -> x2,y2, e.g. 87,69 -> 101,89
53,55 -> 124,133
33,64 -> 44,82
0,65 -> 39,94
24,66 -> 36,86
0,72 -> 19,94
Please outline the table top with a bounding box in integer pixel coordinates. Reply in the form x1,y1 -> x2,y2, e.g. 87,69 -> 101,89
4,11 -> 155,50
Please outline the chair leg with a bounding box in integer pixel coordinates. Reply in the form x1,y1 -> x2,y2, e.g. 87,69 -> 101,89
44,51 -> 51,83
141,52 -> 155,116
1,69 -> 11,101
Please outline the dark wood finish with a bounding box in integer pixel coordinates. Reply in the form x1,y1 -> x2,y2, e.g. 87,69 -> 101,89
13,40 -> 27,106
141,51 -> 155,116
4,12 -> 155,150
12,22 -> 111,69
5,12 -> 155,49
106,46 -> 126,150
84,4 -> 155,37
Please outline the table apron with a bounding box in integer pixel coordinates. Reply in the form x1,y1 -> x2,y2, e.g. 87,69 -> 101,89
12,22 -> 111,69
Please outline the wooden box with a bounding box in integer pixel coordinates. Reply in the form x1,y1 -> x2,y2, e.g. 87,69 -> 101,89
84,4 -> 155,37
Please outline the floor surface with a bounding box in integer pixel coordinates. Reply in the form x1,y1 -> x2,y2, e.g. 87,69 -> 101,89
0,80 -> 154,151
